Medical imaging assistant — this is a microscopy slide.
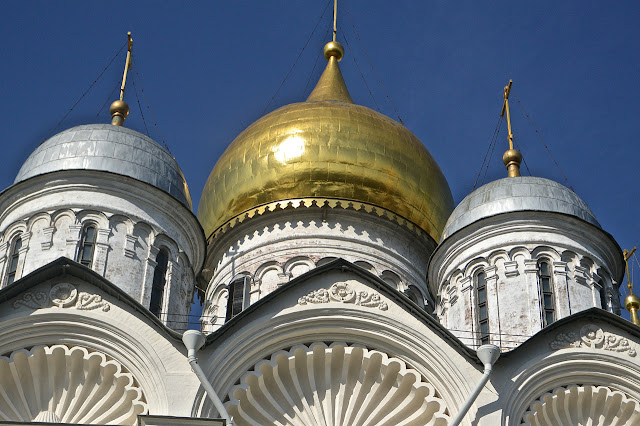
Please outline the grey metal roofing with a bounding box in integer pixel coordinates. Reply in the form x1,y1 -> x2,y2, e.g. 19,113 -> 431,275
441,176 -> 600,240
14,124 -> 192,208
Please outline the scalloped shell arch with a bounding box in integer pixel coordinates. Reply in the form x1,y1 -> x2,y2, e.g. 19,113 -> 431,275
226,342 -> 450,425
522,384 -> 640,425
0,344 -> 148,424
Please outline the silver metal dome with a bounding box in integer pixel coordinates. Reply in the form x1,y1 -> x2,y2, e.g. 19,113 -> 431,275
15,124 -> 192,208
441,176 -> 600,240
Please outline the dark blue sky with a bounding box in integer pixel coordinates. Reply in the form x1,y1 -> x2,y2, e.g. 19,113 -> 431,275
1,2 -> 639,309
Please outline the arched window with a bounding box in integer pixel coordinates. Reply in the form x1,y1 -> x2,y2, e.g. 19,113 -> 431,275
475,271 -> 490,345
226,276 -> 248,321
149,248 -> 169,317
78,224 -> 96,268
539,260 -> 555,326
404,285 -> 425,309
5,233 -> 23,286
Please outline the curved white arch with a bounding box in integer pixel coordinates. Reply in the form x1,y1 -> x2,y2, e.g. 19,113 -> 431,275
226,342 -> 450,426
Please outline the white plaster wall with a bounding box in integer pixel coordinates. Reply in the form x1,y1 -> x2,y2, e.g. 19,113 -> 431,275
201,205 -> 437,332
429,212 -> 624,351
0,171 -> 205,331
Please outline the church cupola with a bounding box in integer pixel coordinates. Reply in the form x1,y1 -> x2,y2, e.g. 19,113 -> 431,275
428,81 -> 625,351
198,36 -> 453,332
0,33 -> 205,331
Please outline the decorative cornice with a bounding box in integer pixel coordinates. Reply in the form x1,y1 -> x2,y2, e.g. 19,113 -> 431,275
549,324 -> 636,357
12,282 -> 110,312
298,282 -> 388,310
208,198 -> 430,243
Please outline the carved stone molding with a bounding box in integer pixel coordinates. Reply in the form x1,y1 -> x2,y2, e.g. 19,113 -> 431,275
40,226 -> 55,250
12,283 -> 111,312
298,282 -> 388,310
522,384 -> 640,425
549,324 -> 636,357
504,260 -> 519,277
226,342 -> 450,426
0,345 -> 147,424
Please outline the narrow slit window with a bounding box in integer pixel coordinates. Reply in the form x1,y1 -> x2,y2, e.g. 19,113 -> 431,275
476,271 -> 489,345
598,279 -> 608,311
226,277 -> 247,321
78,225 -> 96,268
539,261 -> 555,326
6,233 -> 22,286
149,249 -> 169,317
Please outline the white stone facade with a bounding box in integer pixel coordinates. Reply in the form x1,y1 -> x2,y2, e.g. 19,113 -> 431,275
429,211 -> 623,350
0,170 -> 204,330
200,200 -> 435,332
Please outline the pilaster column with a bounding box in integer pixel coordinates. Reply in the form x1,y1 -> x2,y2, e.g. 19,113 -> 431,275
66,225 -> 82,259
92,228 -> 110,275
459,276 -> 473,334
12,232 -> 32,282
524,259 -> 543,333
553,261 -> 570,317
485,265 -> 500,346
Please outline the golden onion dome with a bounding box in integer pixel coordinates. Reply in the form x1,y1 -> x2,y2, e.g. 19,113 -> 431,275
198,42 -> 454,242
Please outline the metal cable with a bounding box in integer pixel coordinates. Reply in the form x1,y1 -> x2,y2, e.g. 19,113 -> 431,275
341,27 -> 381,112
342,2 -> 404,124
473,115 -> 503,190
512,135 -> 532,176
304,23 -> 333,97
131,58 -> 173,154
262,0 -> 332,114
514,92 -> 574,191
42,41 -> 127,144
481,118 -> 502,186
95,80 -> 121,119
130,76 -> 150,136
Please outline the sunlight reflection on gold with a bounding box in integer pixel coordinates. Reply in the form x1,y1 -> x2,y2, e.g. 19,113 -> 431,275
273,134 -> 305,165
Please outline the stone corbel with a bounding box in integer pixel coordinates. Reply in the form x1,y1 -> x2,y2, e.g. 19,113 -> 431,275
524,259 -> 538,274
66,225 -> 82,246
277,271 -> 292,285
485,265 -> 498,280
574,266 -> 588,285
459,276 -> 472,292
504,261 -> 519,277
553,261 -> 568,276
124,234 -> 137,258
41,226 -> 56,250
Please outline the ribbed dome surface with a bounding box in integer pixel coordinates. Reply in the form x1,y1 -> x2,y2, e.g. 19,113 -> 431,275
198,50 -> 453,242
15,124 -> 191,208
441,176 -> 600,240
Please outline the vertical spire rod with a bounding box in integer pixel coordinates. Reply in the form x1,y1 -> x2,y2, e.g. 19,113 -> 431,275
333,0 -> 338,42
624,247 -> 640,325
500,79 -> 522,177
119,32 -> 133,101
110,31 -> 132,126
501,80 -> 514,150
